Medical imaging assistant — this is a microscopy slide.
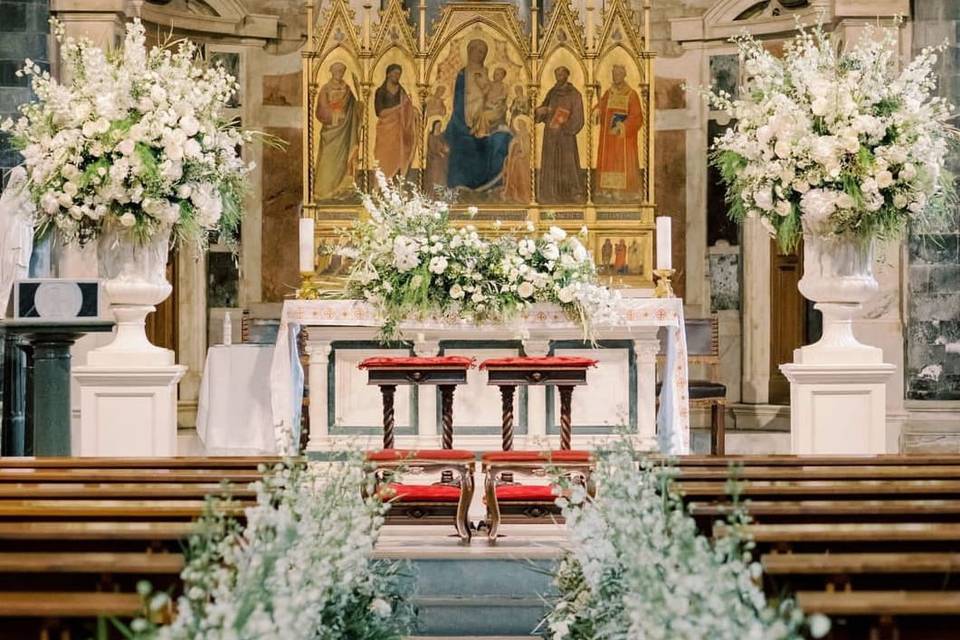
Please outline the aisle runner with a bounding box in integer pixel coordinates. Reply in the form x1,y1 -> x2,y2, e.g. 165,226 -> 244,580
269,299 -> 690,455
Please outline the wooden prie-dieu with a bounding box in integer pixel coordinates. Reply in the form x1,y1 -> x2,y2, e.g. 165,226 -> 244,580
359,356 -> 475,449
480,356 -> 598,451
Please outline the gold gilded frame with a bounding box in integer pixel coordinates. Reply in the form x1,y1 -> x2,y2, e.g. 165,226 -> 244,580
302,0 -> 656,288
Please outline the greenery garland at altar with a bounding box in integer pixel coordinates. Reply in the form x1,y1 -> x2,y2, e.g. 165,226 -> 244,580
541,444 -> 830,640
334,173 -> 621,340
122,459 -> 412,640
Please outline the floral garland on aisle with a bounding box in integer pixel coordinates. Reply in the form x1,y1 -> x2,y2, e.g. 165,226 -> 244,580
542,444 -> 830,640
125,459 -> 412,640
0,19 -> 254,249
706,22 -> 956,251
338,173 -> 621,340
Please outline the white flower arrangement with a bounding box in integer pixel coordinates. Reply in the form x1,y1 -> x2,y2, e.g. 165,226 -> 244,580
124,458 -> 412,639
542,443 -> 830,640
706,22 -> 956,250
339,173 -> 620,339
0,19 -> 255,248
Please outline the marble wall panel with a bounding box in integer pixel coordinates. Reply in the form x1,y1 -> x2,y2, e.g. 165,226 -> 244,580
907,12 -> 960,401
709,252 -> 739,312
260,126 -> 302,302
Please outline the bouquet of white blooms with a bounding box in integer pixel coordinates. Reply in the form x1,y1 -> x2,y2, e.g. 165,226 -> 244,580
339,173 -> 620,339
1,19 -> 253,248
542,442 -> 830,640
125,459 -> 412,640
707,23 -> 955,250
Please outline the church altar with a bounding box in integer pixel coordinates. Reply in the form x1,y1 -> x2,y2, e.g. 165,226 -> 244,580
269,298 -> 689,455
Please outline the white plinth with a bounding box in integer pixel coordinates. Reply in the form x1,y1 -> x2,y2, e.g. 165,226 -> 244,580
73,365 -> 186,456
780,361 -> 895,454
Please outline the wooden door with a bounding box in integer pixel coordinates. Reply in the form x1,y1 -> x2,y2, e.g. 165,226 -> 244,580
768,239 -> 805,404
146,250 -> 178,354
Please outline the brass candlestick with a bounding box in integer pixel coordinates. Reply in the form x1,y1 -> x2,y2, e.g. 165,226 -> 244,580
654,268 -> 675,298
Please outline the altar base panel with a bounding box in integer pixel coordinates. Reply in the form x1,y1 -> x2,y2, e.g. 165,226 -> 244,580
73,365 -> 186,456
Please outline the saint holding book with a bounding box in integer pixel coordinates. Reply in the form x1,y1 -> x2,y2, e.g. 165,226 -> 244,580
535,66 -> 584,203
595,64 -> 643,200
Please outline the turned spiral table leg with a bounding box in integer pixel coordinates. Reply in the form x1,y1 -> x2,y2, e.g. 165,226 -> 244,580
380,384 -> 396,449
559,385 -> 574,451
439,384 -> 455,450
499,385 -> 516,451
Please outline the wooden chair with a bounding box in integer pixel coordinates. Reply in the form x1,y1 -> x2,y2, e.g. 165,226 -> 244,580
658,317 -> 726,454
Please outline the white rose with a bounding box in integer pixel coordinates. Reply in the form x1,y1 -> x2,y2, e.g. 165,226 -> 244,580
900,163 -> 917,182
774,139 -> 792,159
835,192 -> 855,209
369,598 -> 391,618
119,212 -> 137,227
40,192 -> 59,214
62,181 -> 78,197
893,193 -> 908,208
57,193 -> 72,207
518,239 -> 536,257
466,205 -> 478,218
81,121 -> 99,138
183,138 -> 201,158
117,139 -> 136,156
875,170 -> 893,189
541,243 -> 560,261
429,256 -> 448,274
753,187 -> 774,211
558,285 -> 575,304
548,226 -> 567,241
775,200 -> 792,217
517,281 -> 534,298
68,206 -> 83,220
450,283 -> 464,299
179,115 -> 200,137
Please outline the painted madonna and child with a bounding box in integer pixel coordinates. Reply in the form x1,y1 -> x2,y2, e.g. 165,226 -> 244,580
311,38 -> 646,207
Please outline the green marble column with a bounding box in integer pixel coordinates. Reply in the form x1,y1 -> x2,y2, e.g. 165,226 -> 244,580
1,321 -> 113,456
29,333 -> 78,456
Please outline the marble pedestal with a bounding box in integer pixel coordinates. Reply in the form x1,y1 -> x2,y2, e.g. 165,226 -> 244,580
73,365 -> 186,456
781,352 -> 896,454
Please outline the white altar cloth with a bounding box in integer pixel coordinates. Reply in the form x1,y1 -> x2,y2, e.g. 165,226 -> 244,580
197,344 -> 275,454
269,299 -> 690,455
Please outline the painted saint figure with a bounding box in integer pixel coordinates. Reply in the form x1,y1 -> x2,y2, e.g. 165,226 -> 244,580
374,64 -> 420,179
314,62 -> 360,200
502,117 -> 532,203
535,66 -> 584,203
444,39 -> 513,191
595,64 -> 643,199
425,119 -> 450,194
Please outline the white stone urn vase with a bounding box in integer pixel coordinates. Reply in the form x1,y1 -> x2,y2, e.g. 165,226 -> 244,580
88,221 -> 174,367
795,231 -> 881,365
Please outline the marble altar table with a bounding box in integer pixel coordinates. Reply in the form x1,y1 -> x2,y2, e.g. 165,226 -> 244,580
269,300 -> 690,455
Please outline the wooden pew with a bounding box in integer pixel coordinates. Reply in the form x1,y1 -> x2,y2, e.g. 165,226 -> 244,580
689,456 -> 960,639
0,457 -> 271,637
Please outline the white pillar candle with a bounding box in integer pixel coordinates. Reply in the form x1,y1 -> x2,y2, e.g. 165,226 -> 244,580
299,217 -> 315,273
655,216 -> 672,270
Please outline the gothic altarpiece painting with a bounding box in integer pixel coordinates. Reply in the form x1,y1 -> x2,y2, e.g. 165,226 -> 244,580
303,0 -> 656,287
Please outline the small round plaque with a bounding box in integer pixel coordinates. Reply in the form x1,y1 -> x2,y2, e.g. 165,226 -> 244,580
34,282 -> 84,318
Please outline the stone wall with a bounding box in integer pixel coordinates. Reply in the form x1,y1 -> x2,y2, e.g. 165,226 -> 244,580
907,0 -> 960,401
0,0 -> 48,188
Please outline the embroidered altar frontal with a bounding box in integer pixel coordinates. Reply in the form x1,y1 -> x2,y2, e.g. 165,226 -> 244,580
302,0 -> 657,289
